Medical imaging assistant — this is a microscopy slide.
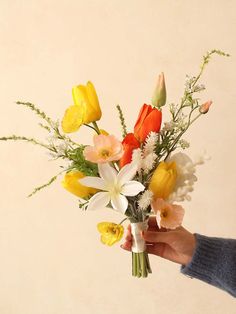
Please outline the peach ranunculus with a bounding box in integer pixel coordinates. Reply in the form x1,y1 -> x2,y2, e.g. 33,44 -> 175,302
134,104 -> 162,143
83,134 -> 124,163
151,198 -> 185,229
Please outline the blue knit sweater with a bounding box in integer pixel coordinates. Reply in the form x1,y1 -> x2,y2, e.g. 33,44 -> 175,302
181,233 -> 236,297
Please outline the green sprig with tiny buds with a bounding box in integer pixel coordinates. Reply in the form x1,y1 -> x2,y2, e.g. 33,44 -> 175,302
116,104 -> 128,138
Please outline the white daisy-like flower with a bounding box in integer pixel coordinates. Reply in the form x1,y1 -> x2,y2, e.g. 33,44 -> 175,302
138,190 -> 153,211
79,162 -> 145,213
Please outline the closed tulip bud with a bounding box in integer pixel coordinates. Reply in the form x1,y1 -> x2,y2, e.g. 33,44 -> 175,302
61,81 -> 102,134
199,100 -> 212,114
62,171 -> 98,198
151,72 -> 166,108
72,81 -> 102,123
149,161 -> 177,200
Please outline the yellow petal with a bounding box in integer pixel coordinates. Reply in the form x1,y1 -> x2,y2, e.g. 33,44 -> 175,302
86,81 -> 102,119
149,161 -> 177,199
62,171 -> 97,198
61,105 -> 84,133
72,85 -> 89,106
97,222 -> 124,246
72,82 -> 102,124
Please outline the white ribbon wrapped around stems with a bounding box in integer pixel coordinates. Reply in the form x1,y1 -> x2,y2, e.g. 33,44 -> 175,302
130,220 -> 149,253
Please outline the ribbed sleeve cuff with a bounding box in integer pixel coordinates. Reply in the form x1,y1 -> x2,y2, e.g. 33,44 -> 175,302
181,233 -> 220,283
180,233 -> 236,297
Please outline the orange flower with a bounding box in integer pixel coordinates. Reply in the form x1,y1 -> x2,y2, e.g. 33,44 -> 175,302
119,133 -> 140,168
134,104 -> 162,142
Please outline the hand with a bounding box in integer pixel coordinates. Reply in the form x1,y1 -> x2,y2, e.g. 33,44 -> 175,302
121,216 -> 196,266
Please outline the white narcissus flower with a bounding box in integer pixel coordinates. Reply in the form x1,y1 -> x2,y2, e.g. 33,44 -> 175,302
79,162 -> 145,213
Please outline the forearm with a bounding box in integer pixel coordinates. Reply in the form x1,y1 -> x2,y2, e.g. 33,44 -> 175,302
180,233 -> 236,297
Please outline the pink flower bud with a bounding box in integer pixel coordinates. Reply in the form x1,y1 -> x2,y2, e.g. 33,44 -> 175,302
199,100 -> 212,114
151,72 -> 166,108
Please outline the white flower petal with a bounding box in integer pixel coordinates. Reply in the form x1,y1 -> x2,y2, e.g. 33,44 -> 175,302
98,163 -> 117,184
111,194 -> 128,213
117,162 -> 138,185
121,181 -> 145,196
87,192 -> 110,211
79,177 -> 107,190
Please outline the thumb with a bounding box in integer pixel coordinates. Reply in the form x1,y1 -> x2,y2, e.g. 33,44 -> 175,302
143,230 -> 176,244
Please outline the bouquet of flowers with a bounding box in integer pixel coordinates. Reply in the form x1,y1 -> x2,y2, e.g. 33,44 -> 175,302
0,50 -> 229,278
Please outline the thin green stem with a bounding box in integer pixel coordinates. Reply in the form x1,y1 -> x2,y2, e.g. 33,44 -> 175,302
92,121 -> 101,134
27,170 -> 65,197
119,218 -> 128,225
84,123 -> 98,132
0,135 -> 53,151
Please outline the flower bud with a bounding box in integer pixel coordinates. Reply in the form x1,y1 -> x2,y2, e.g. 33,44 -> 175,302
151,72 -> 166,108
61,171 -> 98,198
199,100 -> 212,114
149,161 -> 177,200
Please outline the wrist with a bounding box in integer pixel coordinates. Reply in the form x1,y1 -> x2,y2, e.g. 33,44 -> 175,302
182,233 -> 196,266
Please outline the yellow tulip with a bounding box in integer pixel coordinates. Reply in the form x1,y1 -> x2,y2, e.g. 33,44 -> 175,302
72,81 -> 102,124
149,161 -> 177,200
97,222 -> 124,246
62,171 -> 98,198
61,81 -> 102,133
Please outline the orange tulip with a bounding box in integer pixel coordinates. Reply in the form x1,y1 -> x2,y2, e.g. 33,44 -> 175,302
119,133 -> 140,168
134,104 -> 162,142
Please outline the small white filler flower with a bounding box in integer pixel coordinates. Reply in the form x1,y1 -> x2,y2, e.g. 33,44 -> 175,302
79,162 -> 145,213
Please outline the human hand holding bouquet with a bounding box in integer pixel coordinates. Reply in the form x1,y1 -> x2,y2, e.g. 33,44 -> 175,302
0,49 -> 229,278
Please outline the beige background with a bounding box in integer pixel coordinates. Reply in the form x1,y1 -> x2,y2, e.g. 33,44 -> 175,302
0,0 -> 236,313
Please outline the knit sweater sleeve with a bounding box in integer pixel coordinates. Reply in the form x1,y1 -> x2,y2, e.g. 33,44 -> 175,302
180,233 -> 236,297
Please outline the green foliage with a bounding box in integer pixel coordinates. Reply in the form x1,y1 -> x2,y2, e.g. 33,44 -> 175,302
66,145 -> 98,176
